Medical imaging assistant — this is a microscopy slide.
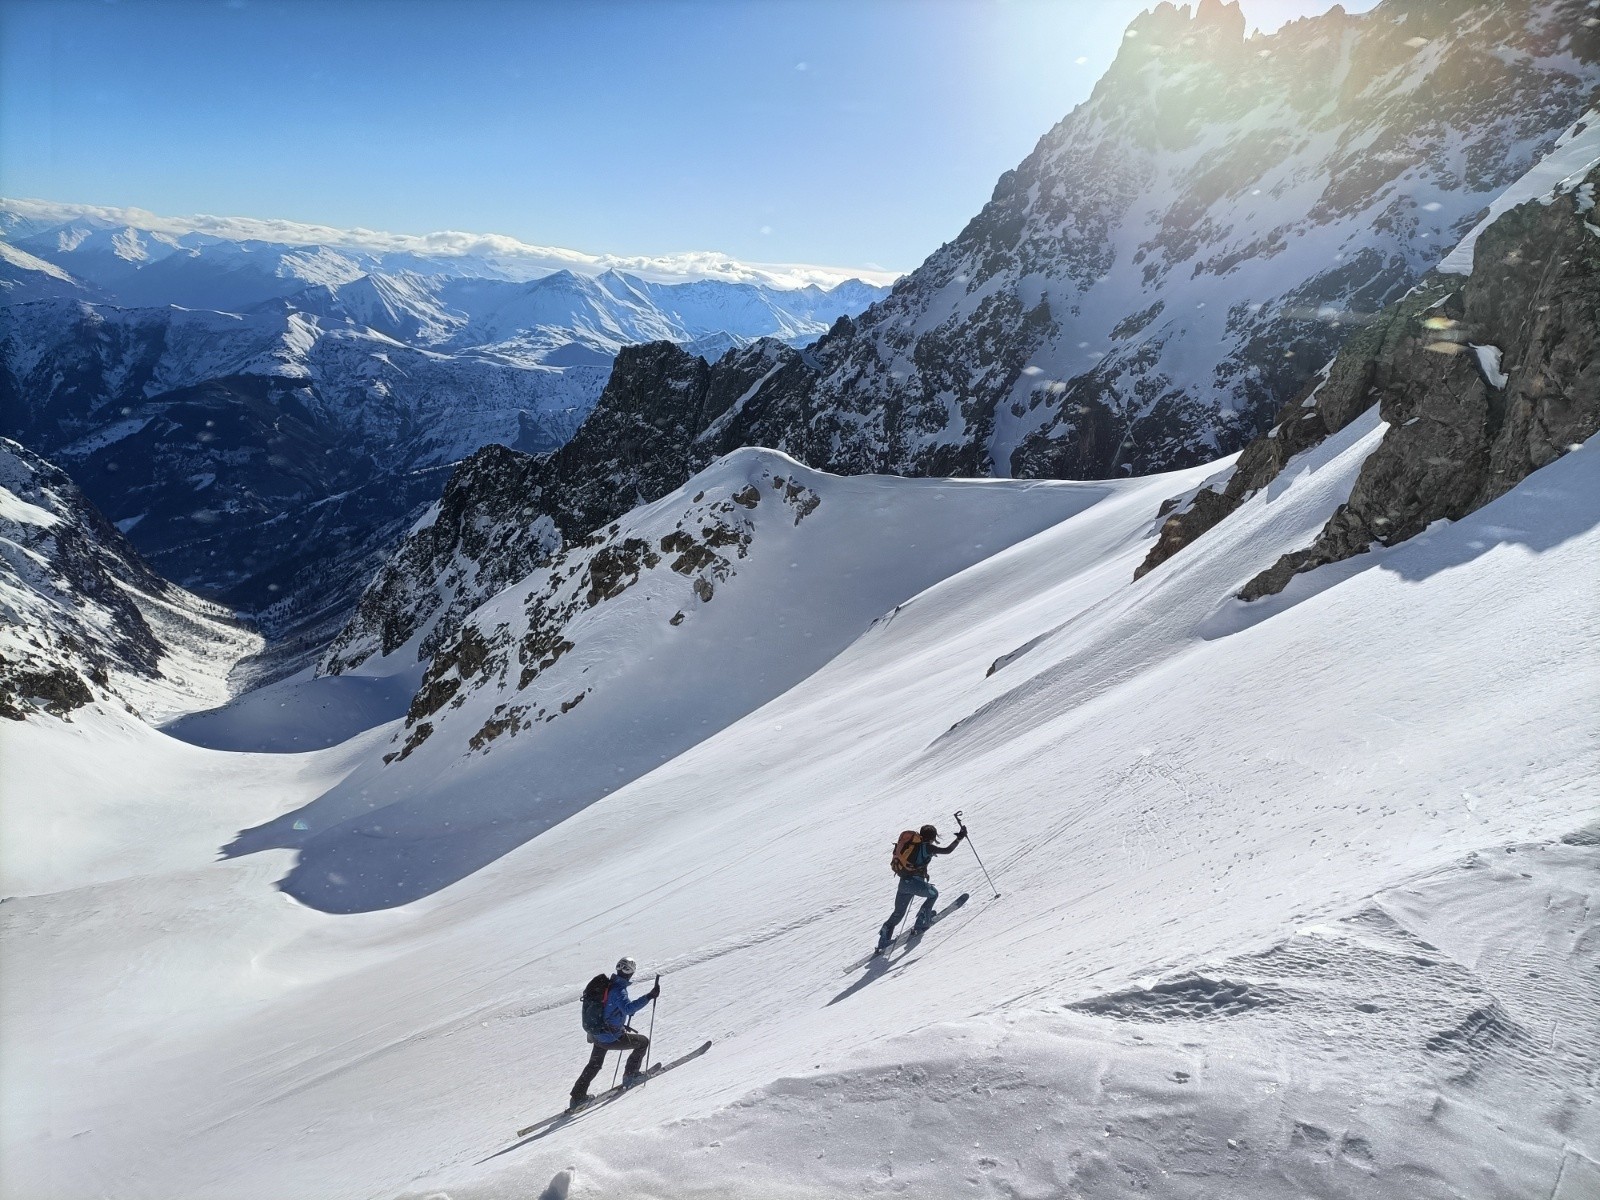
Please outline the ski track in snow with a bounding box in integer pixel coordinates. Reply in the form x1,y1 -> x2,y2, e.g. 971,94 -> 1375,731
2,431 -> 1597,1199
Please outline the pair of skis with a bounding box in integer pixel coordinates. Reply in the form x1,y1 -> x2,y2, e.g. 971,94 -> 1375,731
514,1040 -> 712,1138
843,891 -> 969,973
512,885 -> 979,1137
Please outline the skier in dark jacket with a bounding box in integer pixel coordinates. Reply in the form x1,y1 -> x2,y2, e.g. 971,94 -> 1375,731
875,822 -> 966,955
570,956 -> 660,1110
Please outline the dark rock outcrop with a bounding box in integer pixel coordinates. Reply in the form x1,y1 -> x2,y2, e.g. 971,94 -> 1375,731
1134,279 -> 1459,579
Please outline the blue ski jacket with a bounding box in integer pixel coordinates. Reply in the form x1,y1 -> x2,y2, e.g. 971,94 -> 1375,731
594,973 -> 653,1043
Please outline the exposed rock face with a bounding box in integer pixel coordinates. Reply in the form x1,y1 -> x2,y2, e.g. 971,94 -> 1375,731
320,445 -> 564,673
587,0 -> 1597,483
0,438 -> 255,721
1239,162 -> 1599,599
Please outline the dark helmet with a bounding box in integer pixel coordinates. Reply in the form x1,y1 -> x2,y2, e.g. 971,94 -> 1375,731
919,824 -> 937,839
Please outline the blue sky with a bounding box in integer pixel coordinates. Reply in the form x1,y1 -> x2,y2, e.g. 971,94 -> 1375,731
1,0 -> 1371,275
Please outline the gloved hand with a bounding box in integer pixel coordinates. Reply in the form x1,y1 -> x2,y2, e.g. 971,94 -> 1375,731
957,825 -> 968,841
647,976 -> 661,1002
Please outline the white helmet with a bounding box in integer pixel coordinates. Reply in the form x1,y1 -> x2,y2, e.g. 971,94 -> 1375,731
616,956 -> 637,977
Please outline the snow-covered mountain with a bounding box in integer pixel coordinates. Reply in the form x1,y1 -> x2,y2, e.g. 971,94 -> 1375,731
0,203 -> 886,654
4,381 -> 1594,1198
0,199 -> 890,365
0,437 -> 256,723
1139,103 -> 1600,592
595,0 -> 1596,481
0,196 -> 898,292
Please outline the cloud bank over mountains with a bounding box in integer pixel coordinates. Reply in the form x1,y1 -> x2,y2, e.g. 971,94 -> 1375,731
0,196 -> 902,290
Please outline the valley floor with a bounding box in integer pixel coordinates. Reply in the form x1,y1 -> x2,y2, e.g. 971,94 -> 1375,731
3,428 -> 1597,1199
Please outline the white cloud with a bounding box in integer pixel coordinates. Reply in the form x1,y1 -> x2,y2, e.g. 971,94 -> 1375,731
0,196 -> 903,290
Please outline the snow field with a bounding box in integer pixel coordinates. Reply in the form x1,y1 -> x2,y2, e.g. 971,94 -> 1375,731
263,450 -> 1112,914
2,425 -> 1596,1199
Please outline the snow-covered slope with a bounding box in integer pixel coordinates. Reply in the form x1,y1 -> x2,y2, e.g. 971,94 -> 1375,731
0,438 -> 257,724
595,0 -> 1596,482
249,449 -> 1106,911
4,409 -> 1594,1198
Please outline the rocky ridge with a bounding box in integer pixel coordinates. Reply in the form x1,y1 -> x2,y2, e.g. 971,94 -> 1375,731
320,340 -> 796,672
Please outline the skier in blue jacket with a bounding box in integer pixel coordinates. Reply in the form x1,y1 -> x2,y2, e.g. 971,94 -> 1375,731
569,956 -> 659,1110
875,822 -> 966,956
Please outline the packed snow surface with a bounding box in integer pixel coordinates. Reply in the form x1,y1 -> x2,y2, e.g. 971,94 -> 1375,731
3,427 -> 1596,1199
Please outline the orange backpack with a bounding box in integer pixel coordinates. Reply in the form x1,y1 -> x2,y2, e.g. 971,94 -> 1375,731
891,830 -> 922,876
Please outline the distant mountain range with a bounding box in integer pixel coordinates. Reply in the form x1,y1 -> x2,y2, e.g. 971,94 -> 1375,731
0,199 -> 887,655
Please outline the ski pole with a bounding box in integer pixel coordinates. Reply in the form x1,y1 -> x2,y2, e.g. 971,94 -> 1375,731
645,974 -> 659,1072
954,810 -> 1000,899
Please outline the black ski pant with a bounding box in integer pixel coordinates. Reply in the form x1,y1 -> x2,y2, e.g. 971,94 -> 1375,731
572,1030 -> 649,1097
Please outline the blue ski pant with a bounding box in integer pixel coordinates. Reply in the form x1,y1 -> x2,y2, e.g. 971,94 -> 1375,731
878,875 -> 939,950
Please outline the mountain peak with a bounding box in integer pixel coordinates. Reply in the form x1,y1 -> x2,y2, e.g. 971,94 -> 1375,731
1121,0 -> 1246,55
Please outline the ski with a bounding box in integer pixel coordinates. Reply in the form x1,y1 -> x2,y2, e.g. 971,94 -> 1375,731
515,1040 -> 712,1138
845,892 -> 969,972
